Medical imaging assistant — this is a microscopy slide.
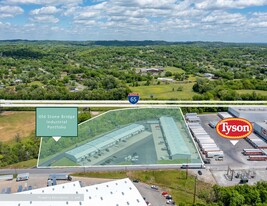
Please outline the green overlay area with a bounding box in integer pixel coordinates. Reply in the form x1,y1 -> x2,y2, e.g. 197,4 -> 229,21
38,108 -> 202,167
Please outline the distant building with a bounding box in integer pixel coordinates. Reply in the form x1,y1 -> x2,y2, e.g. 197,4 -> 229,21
228,107 -> 267,123
157,77 -> 175,82
70,88 -> 79,92
14,79 -> 22,84
0,178 -> 147,206
0,84 -> 4,89
203,73 -> 214,78
140,68 -> 164,73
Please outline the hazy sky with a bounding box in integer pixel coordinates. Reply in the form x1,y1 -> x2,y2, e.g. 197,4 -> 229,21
0,0 -> 267,42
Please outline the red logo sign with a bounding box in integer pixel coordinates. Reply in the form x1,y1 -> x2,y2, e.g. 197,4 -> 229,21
216,118 -> 253,140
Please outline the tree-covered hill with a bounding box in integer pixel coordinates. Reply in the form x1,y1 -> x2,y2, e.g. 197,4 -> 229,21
0,41 -> 266,100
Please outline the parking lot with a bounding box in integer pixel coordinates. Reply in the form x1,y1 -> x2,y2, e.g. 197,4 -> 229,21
196,114 -> 267,186
0,174 -> 170,206
198,114 -> 265,168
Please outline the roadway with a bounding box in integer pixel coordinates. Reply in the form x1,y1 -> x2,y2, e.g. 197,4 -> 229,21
0,100 -> 266,108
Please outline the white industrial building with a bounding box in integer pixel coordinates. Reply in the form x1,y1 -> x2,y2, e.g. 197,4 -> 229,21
218,112 -> 233,119
246,133 -> 267,149
253,121 -> 267,141
65,124 -> 145,162
0,178 -> 147,206
159,116 -> 191,159
228,107 -> 267,122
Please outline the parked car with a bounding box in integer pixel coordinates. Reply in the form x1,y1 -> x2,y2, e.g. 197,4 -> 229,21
203,159 -> 211,164
162,191 -> 168,196
133,179 -> 139,183
166,195 -> 172,200
146,201 -> 152,206
151,185 -> 158,190
166,199 -> 175,204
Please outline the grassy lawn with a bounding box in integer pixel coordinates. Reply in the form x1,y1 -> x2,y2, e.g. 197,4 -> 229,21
28,81 -> 43,86
73,170 -> 211,205
188,75 -> 197,81
3,159 -> 37,169
236,90 -> 267,95
0,111 -> 35,142
130,83 -> 197,100
165,66 -> 185,73
51,157 -> 79,166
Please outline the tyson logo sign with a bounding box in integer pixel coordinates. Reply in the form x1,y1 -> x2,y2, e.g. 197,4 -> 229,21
216,118 -> 253,140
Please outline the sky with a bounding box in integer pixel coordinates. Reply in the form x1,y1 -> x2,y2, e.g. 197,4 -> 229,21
0,0 -> 267,42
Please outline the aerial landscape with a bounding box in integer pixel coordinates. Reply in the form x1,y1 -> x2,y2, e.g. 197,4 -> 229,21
0,0 -> 267,206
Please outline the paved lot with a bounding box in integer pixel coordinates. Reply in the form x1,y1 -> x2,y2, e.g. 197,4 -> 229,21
197,114 -> 267,186
134,182 -> 168,206
211,169 -> 267,186
199,114 -> 265,168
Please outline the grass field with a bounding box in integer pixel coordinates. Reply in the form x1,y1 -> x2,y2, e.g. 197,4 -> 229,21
28,81 -> 43,86
236,90 -> 267,95
0,111 -> 35,142
51,157 -> 79,166
130,83 -> 197,99
165,66 -> 185,73
3,159 -> 37,169
73,170 -> 211,205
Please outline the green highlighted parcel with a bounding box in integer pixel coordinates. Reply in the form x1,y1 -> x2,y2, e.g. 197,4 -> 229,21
38,108 -> 202,167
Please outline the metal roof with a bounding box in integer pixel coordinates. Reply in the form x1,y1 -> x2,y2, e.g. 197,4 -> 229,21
218,112 -> 233,119
0,178 -> 147,206
66,124 -> 145,160
160,116 -> 191,157
254,121 -> 267,130
230,107 -> 267,114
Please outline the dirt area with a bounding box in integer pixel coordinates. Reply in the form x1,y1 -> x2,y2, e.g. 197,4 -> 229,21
1,111 -> 15,116
0,111 -> 35,142
189,169 -> 217,185
91,111 -> 102,117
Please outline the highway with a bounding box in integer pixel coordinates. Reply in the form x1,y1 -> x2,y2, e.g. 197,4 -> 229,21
0,100 -> 266,108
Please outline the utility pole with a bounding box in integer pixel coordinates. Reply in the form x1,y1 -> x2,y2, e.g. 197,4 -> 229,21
186,158 -> 189,179
193,175 -> 197,205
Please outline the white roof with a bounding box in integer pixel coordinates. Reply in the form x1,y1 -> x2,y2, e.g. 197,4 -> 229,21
66,124 -> 145,160
218,112 -> 233,119
160,116 -> 191,157
0,178 -> 147,206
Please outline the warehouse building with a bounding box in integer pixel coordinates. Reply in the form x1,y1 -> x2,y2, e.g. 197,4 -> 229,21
228,107 -> 267,122
65,124 -> 145,162
160,116 -> 191,159
246,133 -> 267,149
218,112 -> 233,119
0,178 -> 147,206
254,121 -> 267,141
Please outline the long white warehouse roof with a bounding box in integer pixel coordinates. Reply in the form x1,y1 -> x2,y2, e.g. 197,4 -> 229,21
66,124 -> 145,160
160,116 -> 191,157
0,178 -> 147,206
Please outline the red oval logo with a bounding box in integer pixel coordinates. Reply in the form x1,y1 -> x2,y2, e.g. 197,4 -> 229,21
216,118 -> 253,140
